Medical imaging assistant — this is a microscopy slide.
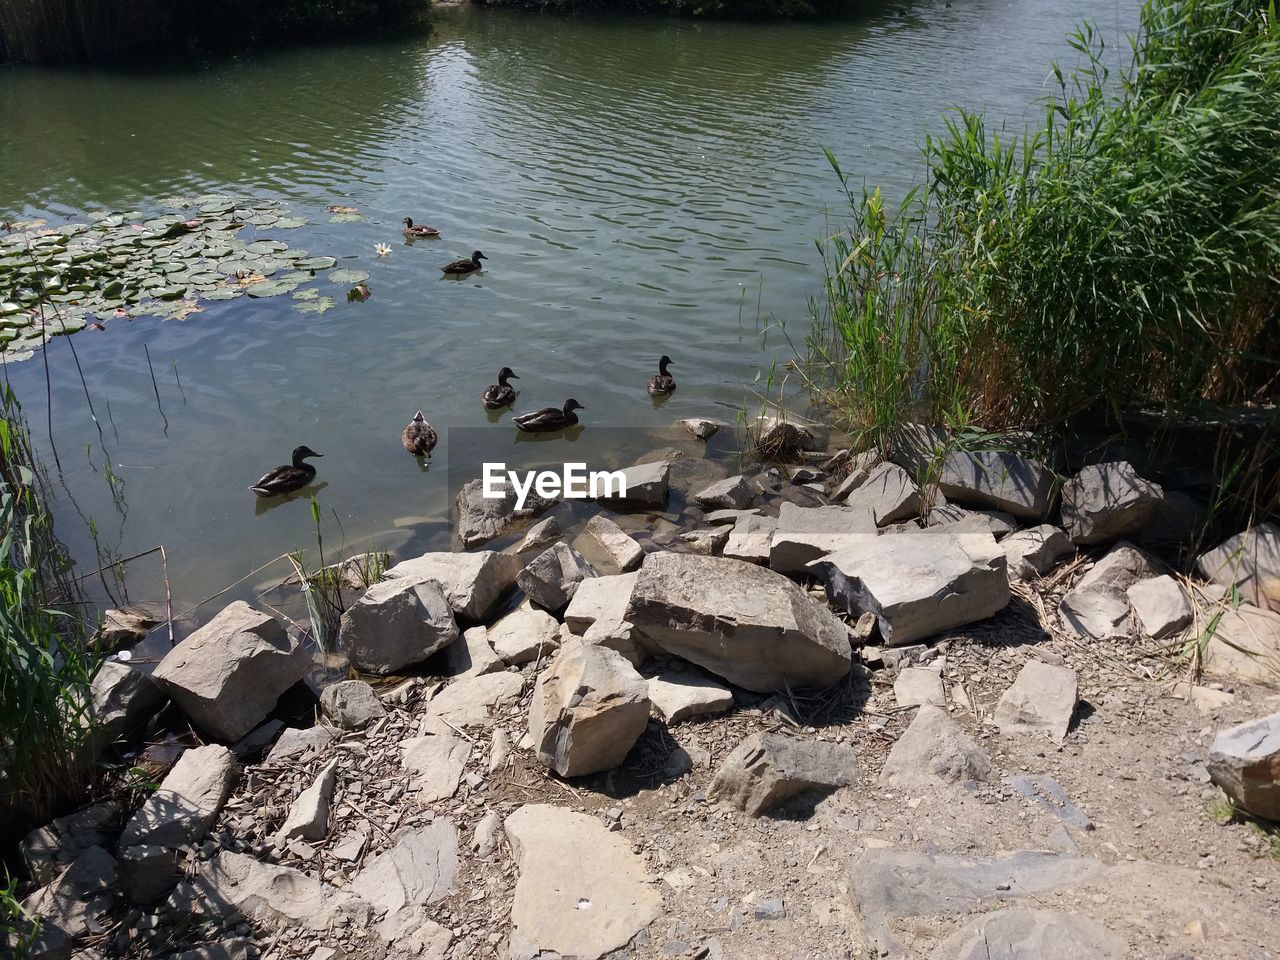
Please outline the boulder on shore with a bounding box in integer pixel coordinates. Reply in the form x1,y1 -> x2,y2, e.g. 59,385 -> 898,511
708,732 -> 857,816
1197,521 -> 1280,614
810,533 -> 1009,646
381,550 -> 522,622
338,578 -> 459,674
625,552 -> 852,692
119,744 -> 238,850
1060,461 -> 1164,546
529,645 -> 651,777
1206,711 -> 1280,821
516,541 -> 596,613
934,449 -> 1057,521
1058,542 -> 1159,639
152,601 -> 310,742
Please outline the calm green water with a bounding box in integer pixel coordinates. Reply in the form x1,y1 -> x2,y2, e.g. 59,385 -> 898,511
0,0 -> 1136,632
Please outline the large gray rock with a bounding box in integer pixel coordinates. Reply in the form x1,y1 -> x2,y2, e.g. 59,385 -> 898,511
581,514 -> 645,573
850,849 -> 1109,956
625,552 -> 852,692
892,666 -> 945,707
563,572 -> 637,634
119,843 -> 180,906
810,533 -> 1009,646
768,502 -> 878,576
752,413 -> 825,456
935,449 -> 1056,520
994,660 -> 1078,743
593,460 -> 670,509
443,625 -> 504,679
152,602 -> 310,742
1201,602 -> 1280,683
266,725 -> 334,764
505,804 -> 661,960
1058,542 -> 1159,639
1126,575 -> 1192,639
692,475 -> 754,510
454,477 -> 556,548
529,645 -> 651,777
879,704 -> 992,787
1197,522 -> 1280,614
193,851 -> 372,929
708,732 -> 857,815
319,679 -> 386,730
1001,524 -> 1074,580
517,541 -> 596,613
119,745 -> 238,849
1060,461 -> 1164,546
930,908 -> 1123,960
927,504 -> 1019,540
841,461 -> 920,526
339,578 -> 459,674
381,550 -> 523,622
83,661 -> 166,755
1206,711 -> 1280,821
488,599 -> 561,665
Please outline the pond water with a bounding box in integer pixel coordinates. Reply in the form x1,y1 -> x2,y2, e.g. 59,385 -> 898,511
0,0 -> 1137,639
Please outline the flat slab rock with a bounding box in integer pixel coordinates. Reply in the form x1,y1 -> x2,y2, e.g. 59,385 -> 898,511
994,660 -> 1078,743
810,533 -> 1009,646
935,449 -> 1056,521
350,820 -> 458,938
850,848 -> 1109,955
1126,574 -> 1192,639
193,851 -> 373,930
119,744 -> 238,849
879,704 -> 992,788
1206,711 -> 1280,821
708,731 -> 857,816
424,671 -> 525,729
152,601 -> 310,742
381,549 -> 523,622
1200,602 -> 1280,682
625,552 -> 852,692
893,666 -> 946,707
647,667 -> 734,723
488,600 -> 561,666
504,804 -> 661,960
1058,542 -> 1159,640
930,907 -> 1123,960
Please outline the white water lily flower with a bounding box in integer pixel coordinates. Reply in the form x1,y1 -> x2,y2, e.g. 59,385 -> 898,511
375,243 -> 392,257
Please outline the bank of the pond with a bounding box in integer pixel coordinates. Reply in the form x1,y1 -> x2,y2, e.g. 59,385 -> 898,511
0,0 -> 430,65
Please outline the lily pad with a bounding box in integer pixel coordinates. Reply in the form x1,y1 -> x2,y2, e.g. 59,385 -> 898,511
155,285 -> 188,300
246,240 -> 288,255
295,256 -> 336,271
275,217 -> 308,229
295,296 -> 335,315
203,287 -> 245,301
293,288 -> 320,301
328,268 -> 369,285
328,212 -> 365,224
245,279 -> 299,298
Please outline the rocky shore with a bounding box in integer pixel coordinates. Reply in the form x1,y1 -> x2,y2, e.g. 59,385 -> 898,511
10,418 -> 1280,960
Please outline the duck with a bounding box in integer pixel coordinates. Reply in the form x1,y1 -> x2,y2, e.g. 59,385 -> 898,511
647,355 -> 676,397
249,446 -> 322,497
482,367 -> 520,409
441,250 -> 487,275
402,217 -> 440,239
402,411 -> 438,456
513,399 -> 584,433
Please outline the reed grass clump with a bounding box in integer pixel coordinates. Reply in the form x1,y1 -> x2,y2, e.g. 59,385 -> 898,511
810,0 -> 1280,453
0,383 -> 97,834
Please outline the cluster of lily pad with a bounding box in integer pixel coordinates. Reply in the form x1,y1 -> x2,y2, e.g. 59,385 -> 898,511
0,195 -> 372,363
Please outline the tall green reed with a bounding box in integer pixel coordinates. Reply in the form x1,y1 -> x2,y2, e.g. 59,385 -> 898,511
811,0 -> 1280,451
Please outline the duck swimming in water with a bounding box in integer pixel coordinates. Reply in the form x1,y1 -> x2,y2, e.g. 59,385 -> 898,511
402,411 -> 438,456
647,355 -> 676,397
249,446 -> 322,497
513,399 -> 584,433
483,367 -> 519,409
402,217 -> 440,239
441,250 -> 487,275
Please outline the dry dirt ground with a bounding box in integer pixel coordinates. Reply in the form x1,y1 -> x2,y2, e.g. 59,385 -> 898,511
103,571 -> 1280,960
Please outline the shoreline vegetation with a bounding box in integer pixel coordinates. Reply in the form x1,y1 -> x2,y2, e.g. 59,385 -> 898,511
0,0 -> 433,65
805,0 -> 1278,526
